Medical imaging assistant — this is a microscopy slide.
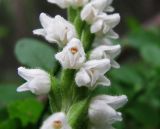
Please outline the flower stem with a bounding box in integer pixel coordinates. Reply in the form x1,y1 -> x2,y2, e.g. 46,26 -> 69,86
74,9 -> 85,38
81,24 -> 95,52
67,7 -> 77,23
61,69 -> 75,112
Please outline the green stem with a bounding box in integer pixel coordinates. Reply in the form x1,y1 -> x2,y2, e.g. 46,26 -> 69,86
74,9 -> 85,38
61,69 -> 75,112
81,24 -> 95,52
49,76 -> 62,112
67,7 -> 77,23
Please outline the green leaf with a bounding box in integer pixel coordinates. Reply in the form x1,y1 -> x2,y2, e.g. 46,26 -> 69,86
7,98 -> 44,127
0,119 -> 20,129
141,44 -> 160,67
126,101 -> 159,128
127,28 -> 160,49
110,66 -> 142,86
0,84 -> 33,107
15,38 -> 57,72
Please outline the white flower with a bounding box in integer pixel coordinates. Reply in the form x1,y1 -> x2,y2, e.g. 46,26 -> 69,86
81,0 -> 114,24
55,38 -> 86,69
33,13 -> 77,47
91,13 -> 120,35
17,67 -> 51,95
47,0 -> 70,9
47,0 -> 89,8
70,0 -> 89,7
40,112 -> 72,129
93,38 -> 113,47
89,95 -> 128,128
75,59 -> 111,89
90,45 -> 121,68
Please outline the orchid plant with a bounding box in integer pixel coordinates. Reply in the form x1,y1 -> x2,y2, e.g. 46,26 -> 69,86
16,0 -> 128,129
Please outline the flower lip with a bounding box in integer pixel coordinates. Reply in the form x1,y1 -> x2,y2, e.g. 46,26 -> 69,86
53,120 -> 62,129
55,38 -> 86,69
70,46 -> 78,54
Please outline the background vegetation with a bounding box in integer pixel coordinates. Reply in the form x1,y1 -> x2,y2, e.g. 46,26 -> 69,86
0,0 -> 160,129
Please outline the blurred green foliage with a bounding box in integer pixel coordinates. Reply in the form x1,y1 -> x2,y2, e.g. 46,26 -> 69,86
0,84 -> 44,129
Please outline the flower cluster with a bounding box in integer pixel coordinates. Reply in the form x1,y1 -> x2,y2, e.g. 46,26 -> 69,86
16,0 -> 127,129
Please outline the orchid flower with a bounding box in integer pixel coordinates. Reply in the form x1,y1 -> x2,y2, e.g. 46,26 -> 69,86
17,67 -> 51,95
33,13 -> 77,47
90,44 -> 121,68
55,38 -> 86,69
91,13 -> 120,35
75,59 -> 111,89
89,95 -> 128,129
81,0 -> 114,24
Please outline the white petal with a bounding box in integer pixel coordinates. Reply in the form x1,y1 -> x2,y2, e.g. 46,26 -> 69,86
107,29 -> 119,39
84,59 -> 111,74
75,68 -> 91,87
92,37 -> 113,48
103,13 -> 120,28
96,75 -> 111,86
45,35 -> 59,43
81,4 -> 95,22
17,83 -> 30,92
55,52 -> 66,68
39,13 -> 52,28
33,29 -> 45,36
91,20 -> 103,33
70,0 -> 89,7
47,0 -> 69,8
105,6 -> 115,12
28,76 -> 51,95
18,67 -> 49,81
93,95 -> 128,110
17,67 -> 51,95
91,45 -> 121,59
89,101 -> 122,125
111,60 -> 120,69
92,0 -> 109,12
